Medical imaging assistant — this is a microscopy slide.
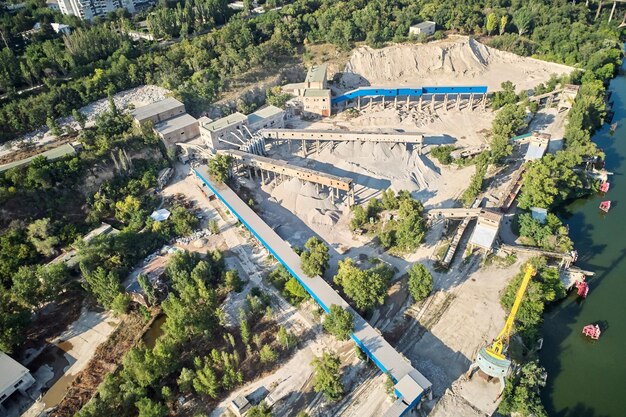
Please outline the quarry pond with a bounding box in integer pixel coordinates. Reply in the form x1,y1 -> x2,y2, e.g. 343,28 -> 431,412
540,59 -> 626,417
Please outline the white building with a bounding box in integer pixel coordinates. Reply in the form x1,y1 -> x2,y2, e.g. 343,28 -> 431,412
409,21 -> 436,37
0,352 -> 35,412
56,0 -> 136,20
200,105 -> 285,149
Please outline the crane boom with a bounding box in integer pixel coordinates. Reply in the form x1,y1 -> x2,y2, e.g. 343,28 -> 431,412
486,264 -> 536,360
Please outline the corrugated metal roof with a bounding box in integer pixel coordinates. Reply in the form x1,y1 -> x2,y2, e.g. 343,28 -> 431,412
201,112 -> 247,132
0,352 -> 31,395
411,21 -> 435,29
524,142 -> 548,160
155,114 -> 198,135
131,97 -> 184,121
247,105 -> 284,125
470,223 -> 499,250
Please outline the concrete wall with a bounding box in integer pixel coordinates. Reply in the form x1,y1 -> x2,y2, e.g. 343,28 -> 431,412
409,22 -> 435,36
248,112 -> 285,131
303,91 -> 331,117
200,120 -> 248,148
0,372 -> 35,405
158,122 -> 200,144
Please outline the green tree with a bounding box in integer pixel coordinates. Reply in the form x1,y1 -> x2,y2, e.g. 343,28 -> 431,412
208,154 -> 233,183
381,189 -> 398,210
311,352 -> 344,401
492,103 -> 526,138
177,367 -> 196,393
266,86 -> 293,108
27,218 -> 59,256
334,258 -> 389,311
170,206 -> 199,236
111,293 -> 132,315
0,290 -> 31,353
407,264 -> 433,302
499,15 -> 509,35
259,344 -> 278,364
135,397 -> 167,417
512,7 -> 532,35
193,358 -> 220,398
47,116 -> 61,137
350,205 -> 368,230
323,305 -> 354,341
84,267 -> 123,309
485,13 -> 497,35
138,274 -> 157,306
300,237 -> 329,277
499,362 -> 547,417
225,269 -> 244,292
247,404 -> 272,417
277,325 -> 295,349
284,277 -> 309,304
240,310 -> 251,345
395,199 -> 426,250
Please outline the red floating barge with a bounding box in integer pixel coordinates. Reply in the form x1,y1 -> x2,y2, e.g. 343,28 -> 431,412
582,324 -> 601,340
599,200 -> 611,213
600,182 -> 610,193
575,280 -> 589,298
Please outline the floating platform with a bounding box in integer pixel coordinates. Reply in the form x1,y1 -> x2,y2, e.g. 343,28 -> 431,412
582,324 -> 601,340
576,280 -> 589,298
599,200 -> 611,213
600,182 -> 610,193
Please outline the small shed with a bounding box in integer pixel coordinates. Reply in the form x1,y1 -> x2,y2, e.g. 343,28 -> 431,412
150,209 -> 171,222
409,21 -> 436,37
531,207 -> 548,223
524,132 -> 551,161
230,395 -> 251,416
469,210 -> 503,251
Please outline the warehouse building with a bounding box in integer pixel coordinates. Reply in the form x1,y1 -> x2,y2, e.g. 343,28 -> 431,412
131,97 -> 186,126
0,352 -> 35,412
154,113 -> 200,144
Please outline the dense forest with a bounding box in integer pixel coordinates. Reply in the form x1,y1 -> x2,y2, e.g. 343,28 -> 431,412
0,0 -> 623,416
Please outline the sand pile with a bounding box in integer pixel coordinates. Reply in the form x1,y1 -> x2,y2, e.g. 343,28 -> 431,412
318,141 -> 440,191
270,177 -> 341,227
343,36 -> 574,92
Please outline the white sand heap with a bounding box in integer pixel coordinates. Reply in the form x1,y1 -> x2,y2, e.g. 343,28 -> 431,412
317,141 -> 440,191
343,36 -> 574,92
270,177 -> 341,227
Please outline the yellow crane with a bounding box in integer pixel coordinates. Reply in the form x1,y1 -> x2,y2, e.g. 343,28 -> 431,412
475,264 -> 537,389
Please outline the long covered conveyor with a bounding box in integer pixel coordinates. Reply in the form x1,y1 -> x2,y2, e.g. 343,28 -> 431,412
220,149 -> 353,191
260,128 -> 424,144
194,166 -> 432,417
